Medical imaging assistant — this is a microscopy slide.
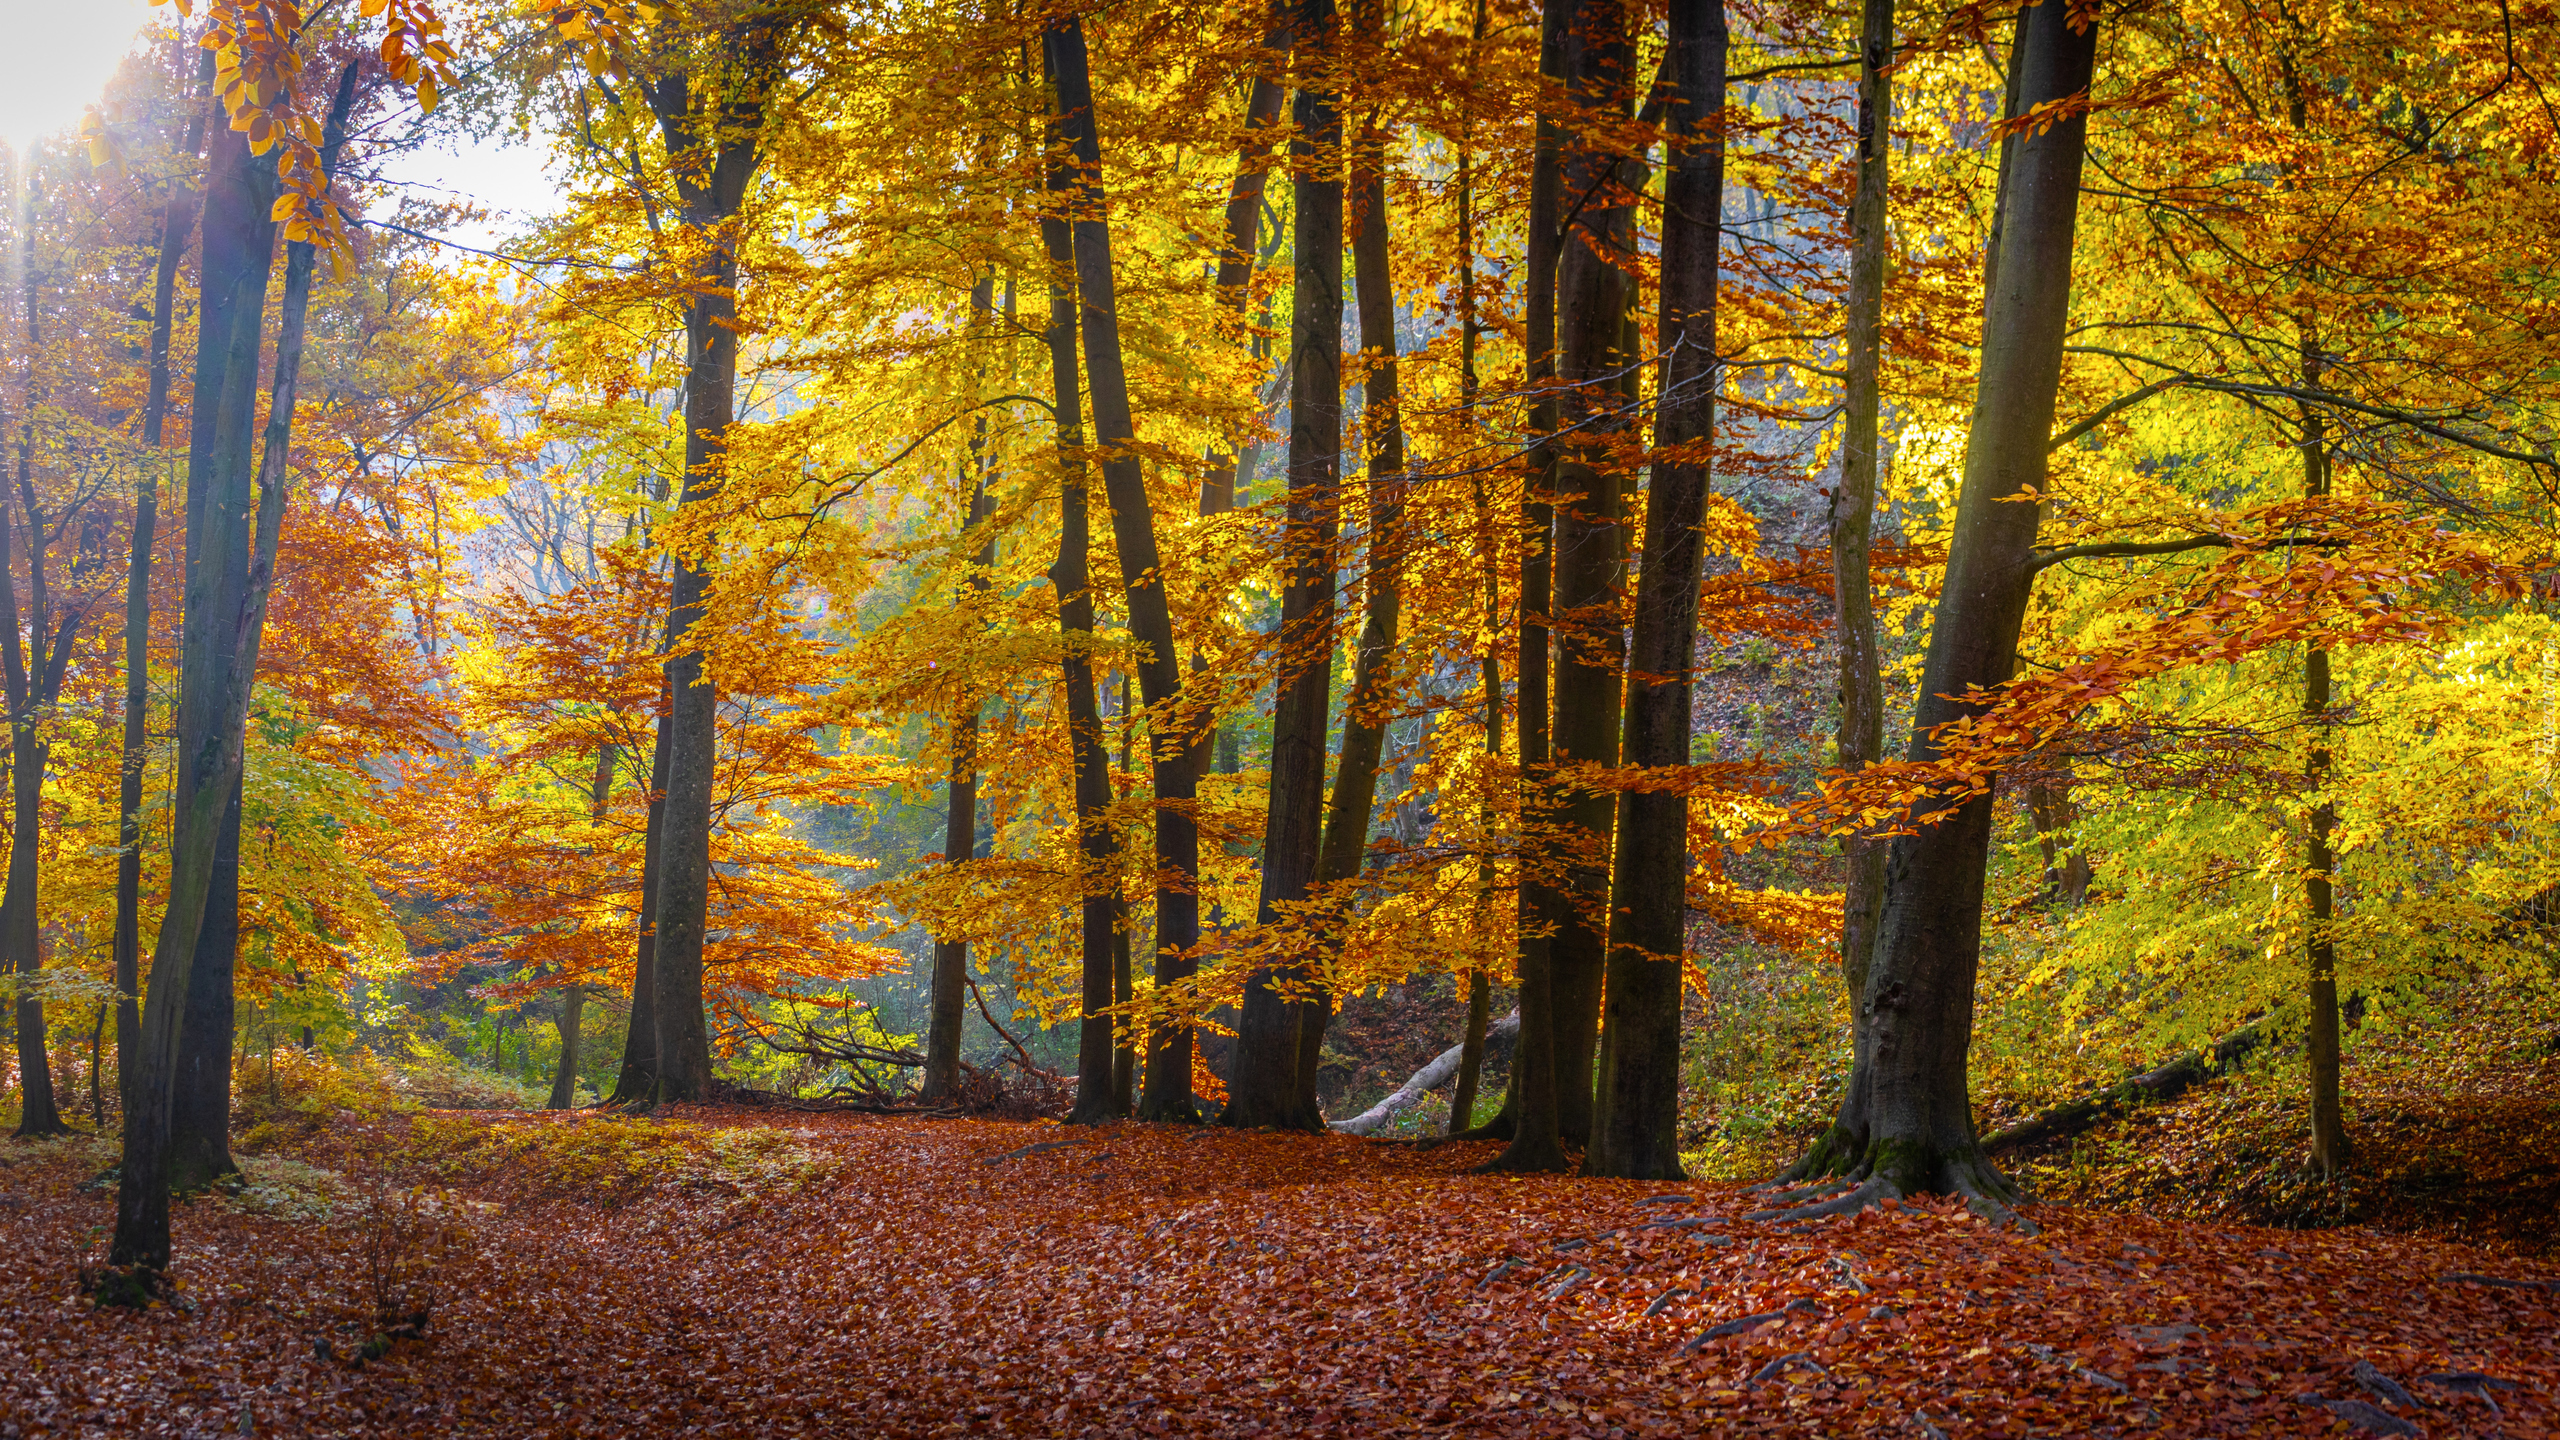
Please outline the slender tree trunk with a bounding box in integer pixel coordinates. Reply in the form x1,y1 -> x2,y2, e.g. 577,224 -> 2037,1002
1199,30 -> 1291,519
167,781 -> 241,1181
1482,0 -> 1575,1171
2300,343 -> 2349,1177
1586,0 -> 1725,1181
1801,0 -> 1896,1178
608,702 -> 670,1104
1044,17 -> 1207,1122
2,158 -> 79,1140
549,740 -> 615,1110
1545,0 -> 1637,1150
1290,105 -> 1407,1119
1225,0 -> 1343,1131
114,64 -> 357,1273
1446,0 -> 1498,1141
117,52 -> 213,1128
1039,122 -> 1123,1127
642,30 -> 790,1104
1786,0 -> 2099,1212
924,272 -> 1002,1103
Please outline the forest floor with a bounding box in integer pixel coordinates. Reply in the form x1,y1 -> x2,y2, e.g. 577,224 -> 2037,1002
1,1095 -> 2556,1437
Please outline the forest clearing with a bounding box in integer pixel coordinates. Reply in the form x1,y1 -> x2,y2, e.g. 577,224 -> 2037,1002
0,0 -> 2557,1433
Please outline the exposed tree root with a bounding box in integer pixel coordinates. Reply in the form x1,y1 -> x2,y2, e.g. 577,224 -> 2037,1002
1758,1136 -> 2040,1234
1745,1175 -> 1896,1223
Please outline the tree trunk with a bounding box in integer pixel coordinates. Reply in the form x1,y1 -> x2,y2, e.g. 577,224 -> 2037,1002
114,63 -> 358,1272
1545,0 -> 1637,1150
1809,0 -> 1896,1167
1585,0 -> 1725,1181
924,272 -> 1002,1103
1482,0 -> 1574,1172
116,51 -> 213,1129
1198,29 -> 1291,518
1447,0 -> 1498,1145
641,28 -> 790,1103
548,986 -> 584,1110
2300,344 -> 2349,1177
1038,116 -> 1124,1128
607,702 -> 671,1104
1044,16 -> 1207,1122
1225,0 -> 1343,1132
168,782 -> 241,1182
1776,0 -> 2099,1217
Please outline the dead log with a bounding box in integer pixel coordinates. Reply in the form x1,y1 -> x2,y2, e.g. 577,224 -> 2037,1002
1328,1011 -> 1521,1136
1981,1020 -> 2266,1155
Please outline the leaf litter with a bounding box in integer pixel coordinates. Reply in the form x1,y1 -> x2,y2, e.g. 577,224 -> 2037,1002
0,1107 -> 2553,1436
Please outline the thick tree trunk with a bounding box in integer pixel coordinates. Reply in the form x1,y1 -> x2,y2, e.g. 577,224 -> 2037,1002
1038,124 -> 1124,1128
168,782 -> 241,1181
1829,0 -> 1894,1101
607,704 -> 670,1104
117,53 -> 214,1125
1545,0 -> 1637,1150
641,29 -> 789,1103
1225,0 -> 1343,1132
1585,0 -> 1725,1181
114,65 -> 357,1272
924,273 -> 1002,1103
1775,0 -> 2099,1218
1044,17 -> 1206,1122
1482,0 -> 1574,1172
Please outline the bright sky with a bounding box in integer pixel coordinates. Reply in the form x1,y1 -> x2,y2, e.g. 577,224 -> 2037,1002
0,0 -> 153,151
0,0 -> 562,252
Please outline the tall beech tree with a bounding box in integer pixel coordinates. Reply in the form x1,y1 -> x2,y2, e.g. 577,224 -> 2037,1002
1586,0 -> 1725,1181
638,8 -> 799,1102
1225,0 -> 1342,1131
1544,0 -> 1636,1150
923,270 -> 1003,1103
1769,0 -> 2102,1221
116,51 -> 214,1118
1044,12 -> 1208,1121
1038,89 -> 1123,1126
114,59 -> 362,1275
1297,64 -> 1408,1120
1826,0 -> 1893,1102
1481,0 -> 1573,1172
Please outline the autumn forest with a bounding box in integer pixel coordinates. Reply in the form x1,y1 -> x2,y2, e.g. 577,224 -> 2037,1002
0,0 -> 2556,1433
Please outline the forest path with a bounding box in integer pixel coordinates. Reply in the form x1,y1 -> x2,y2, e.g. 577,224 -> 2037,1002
0,1107 -> 2554,1436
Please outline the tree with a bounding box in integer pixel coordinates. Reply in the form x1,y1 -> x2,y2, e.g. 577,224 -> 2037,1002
1771,0 -> 2102,1221
1226,0 -> 1341,1133
1585,0 -> 1725,1181
636,5 -> 804,1103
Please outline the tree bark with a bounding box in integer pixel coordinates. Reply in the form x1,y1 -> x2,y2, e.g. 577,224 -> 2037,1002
1448,0 -> 1498,1144
1585,0 -> 1725,1181
2300,343 -> 2349,1177
1806,0 -> 1896,1169
1481,0 -> 1574,1172
1038,110 -> 1124,1127
1043,15 -> 1207,1122
1225,0 -> 1343,1132
1776,0 -> 2099,1216
607,701 -> 670,1104
1545,0 -> 1637,1150
114,63 -> 358,1272
1198,24 -> 1291,518
924,271 -> 1003,1103
548,985 -> 584,1110
117,51 -> 215,1129
641,24 -> 792,1103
